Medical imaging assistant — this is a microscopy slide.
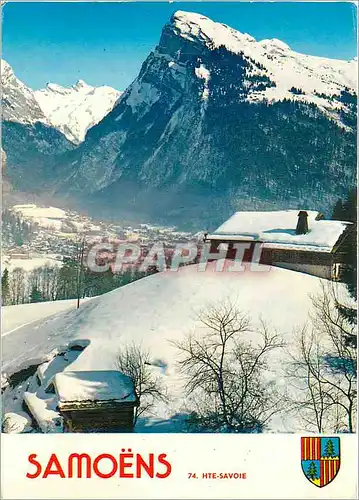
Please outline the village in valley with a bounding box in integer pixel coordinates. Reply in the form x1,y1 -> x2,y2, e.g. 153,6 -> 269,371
1,203 -> 200,304
1,196 -> 356,435
2,203 -> 197,272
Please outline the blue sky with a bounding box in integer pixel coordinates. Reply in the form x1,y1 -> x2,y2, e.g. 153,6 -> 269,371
2,2 -> 357,91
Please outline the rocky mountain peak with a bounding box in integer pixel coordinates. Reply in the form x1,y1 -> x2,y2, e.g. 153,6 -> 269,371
158,10 -> 255,58
34,78 -> 121,143
1,59 -> 13,81
168,10 -> 255,49
154,10 -> 356,126
1,59 -> 48,125
72,79 -> 92,91
45,82 -> 72,95
259,38 -> 291,52
1,59 -> 121,144
44,80 -> 92,95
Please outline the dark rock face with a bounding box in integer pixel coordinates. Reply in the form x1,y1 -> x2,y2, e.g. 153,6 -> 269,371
2,121 -> 75,191
1,59 -> 75,193
2,12 -> 357,228
1,60 -> 45,124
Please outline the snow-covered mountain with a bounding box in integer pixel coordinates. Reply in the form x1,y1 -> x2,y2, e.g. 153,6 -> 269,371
1,60 -> 75,191
34,80 -> 122,143
2,12 -> 357,227
167,11 -> 357,120
1,59 -> 121,144
1,59 -> 121,195
1,60 -> 49,125
51,10 -> 356,226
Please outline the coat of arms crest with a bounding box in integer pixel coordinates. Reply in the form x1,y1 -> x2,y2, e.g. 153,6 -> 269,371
301,437 -> 340,487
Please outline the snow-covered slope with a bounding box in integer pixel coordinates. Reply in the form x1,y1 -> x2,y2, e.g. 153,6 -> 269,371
2,60 -> 76,187
1,299 -> 90,336
2,262 -> 347,432
34,81 -> 122,143
171,11 -> 357,114
1,60 -> 49,125
1,59 -> 121,144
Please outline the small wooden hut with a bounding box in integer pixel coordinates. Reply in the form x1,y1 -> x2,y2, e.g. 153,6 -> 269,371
54,370 -> 139,433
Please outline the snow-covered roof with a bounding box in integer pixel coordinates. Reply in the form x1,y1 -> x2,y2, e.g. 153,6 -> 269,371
207,210 -> 350,252
54,371 -> 137,404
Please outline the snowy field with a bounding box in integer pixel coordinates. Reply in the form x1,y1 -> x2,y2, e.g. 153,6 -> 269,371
1,261 -> 341,434
1,255 -> 62,272
11,203 -> 102,234
2,298 -> 92,336
12,204 -> 68,230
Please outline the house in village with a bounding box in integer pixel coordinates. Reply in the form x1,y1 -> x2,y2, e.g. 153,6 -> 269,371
205,210 -> 352,279
8,249 -> 31,260
53,370 -> 139,432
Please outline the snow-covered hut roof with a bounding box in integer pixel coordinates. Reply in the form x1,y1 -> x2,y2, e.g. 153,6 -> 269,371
54,370 -> 137,404
207,210 -> 350,252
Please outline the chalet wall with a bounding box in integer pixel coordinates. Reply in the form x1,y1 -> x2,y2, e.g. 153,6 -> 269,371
267,248 -> 333,266
62,406 -> 135,433
208,240 -> 336,279
273,262 -> 332,279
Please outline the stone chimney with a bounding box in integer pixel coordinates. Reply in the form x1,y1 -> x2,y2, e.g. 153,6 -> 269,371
296,211 -> 309,235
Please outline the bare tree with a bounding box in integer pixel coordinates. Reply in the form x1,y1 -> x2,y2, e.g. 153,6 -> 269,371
9,267 -> 27,305
28,265 -> 60,302
117,344 -> 168,424
1,268 -> 10,305
174,300 -> 284,432
41,264 -> 60,301
287,283 -> 357,433
312,282 -> 357,350
75,236 -> 86,309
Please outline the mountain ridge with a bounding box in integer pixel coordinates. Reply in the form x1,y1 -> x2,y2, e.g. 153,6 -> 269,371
2,11 -> 357,228
165,11 -> 356,123
49,10 -> 356,226
1,60 -> 49,126
34,80 -> 122,143
1,59 -> 122,144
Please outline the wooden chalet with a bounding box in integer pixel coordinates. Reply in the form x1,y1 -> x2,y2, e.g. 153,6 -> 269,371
205,210 -> 352,280
54,371 -> 139,433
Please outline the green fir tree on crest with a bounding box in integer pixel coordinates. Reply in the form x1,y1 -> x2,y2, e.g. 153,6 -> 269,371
324,439 -> 335,458
307,461 -> 319,481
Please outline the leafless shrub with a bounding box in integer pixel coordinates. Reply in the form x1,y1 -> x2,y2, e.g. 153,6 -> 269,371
117,343 -> 168,424
173,300 -> 285,432
286,283 -> 356,433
